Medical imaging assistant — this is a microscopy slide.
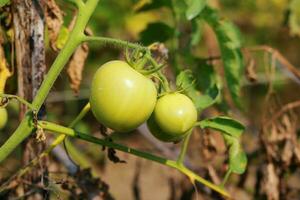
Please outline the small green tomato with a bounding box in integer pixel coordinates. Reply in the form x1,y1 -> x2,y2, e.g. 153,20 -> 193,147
90,60 -> 157,132
147,93 -> 197,142
0,107 -> 8,129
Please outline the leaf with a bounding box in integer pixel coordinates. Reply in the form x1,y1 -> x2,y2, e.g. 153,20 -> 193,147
136,0 -> 172,12
185,0 -> 206,20
216,20 -> 242,49
226,137 -> 247,174
190,19 -> 203,47
0,0 -> 10,7
202,7 -> 244,108
0,35 -> 12,93
221,49 -> 244,107
45,0 -> 64,51
289,0 -> 300,36
198,116 -> 245,138
176,70 -> 219,112
55,26 -> 70,50
139,22 -> 174,45
67,43 -> 89,95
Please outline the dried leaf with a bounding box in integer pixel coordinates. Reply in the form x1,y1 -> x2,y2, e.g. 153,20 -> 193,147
45,0 -> 63,51
67,43 -> 89,94
262,163 -> 279,200
0,36 -> 12,93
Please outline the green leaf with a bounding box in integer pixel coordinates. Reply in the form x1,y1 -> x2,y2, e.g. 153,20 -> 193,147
190,19 -> 203,47
221,49 -> 244,107
198,116 -> 245,138
139,22 -> 174,45
289,0 -> 300,36
136,0 -> 172,12
0,0 -> 9,7
216,20 -> 242,49
202,7 -> 244,108
226,137 -> 247,174
55,26 -> 70,50
185,0 -> 206,20
176,70 -> 219,112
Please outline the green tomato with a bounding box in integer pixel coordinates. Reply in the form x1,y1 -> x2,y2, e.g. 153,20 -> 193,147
90,60 -> 157,132
147,93 -> 197,142
0,107 -> 8,129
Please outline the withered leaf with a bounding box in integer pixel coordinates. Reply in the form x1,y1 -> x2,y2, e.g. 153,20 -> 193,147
45,0 -> 63,51
0,34 -> 12,93
67,43 -> 89,95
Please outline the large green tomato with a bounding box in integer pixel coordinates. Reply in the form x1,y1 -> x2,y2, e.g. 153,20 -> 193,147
147,93 -> 197,142
0,107 -> 7,129
90,60 -> 157,132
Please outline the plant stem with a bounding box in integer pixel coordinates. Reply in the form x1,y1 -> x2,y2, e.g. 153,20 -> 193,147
83,36 -> 148,51
0,103 -> 91,191
177,130 -> 192,165
221,169 -> 232,187
0,0 -> 99,163
38,120 -> 230,198
0,93 -> 34,110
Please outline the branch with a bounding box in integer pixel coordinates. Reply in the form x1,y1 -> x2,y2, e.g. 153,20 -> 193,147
246,45 -> 300,83
83,36 -> 148,52
38,120 -> 230,198
0,103 -> 91,191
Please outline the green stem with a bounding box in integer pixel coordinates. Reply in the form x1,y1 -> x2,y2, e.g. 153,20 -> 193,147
69,103 -> 91,127
0,103 -> 91,191
0,0 -> 99,163
177,130 -> 192,165
0,93 -> 34,110
221,169 -> 232,187
38,120 -> 230,198
83,36 -> 148,52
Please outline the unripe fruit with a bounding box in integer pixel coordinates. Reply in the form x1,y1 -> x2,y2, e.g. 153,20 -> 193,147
0,107 -> 8,129
90,60 -> 157,132
147,93 -> 197,142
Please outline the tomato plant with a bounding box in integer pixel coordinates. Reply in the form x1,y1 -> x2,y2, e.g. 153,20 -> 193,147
0,108 -> 7,129
90,60 -> 157,132
147,93 -> 197,142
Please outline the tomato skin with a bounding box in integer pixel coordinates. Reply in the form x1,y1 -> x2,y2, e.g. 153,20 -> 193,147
0,107 -> 7,129
90,60 -> 157,132
147,93 -> 197,142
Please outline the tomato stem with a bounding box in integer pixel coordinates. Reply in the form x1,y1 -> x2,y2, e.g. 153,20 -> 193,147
83,36 -> 148,52
0,102 -> 91,191
0,0 -> 99,163
38,120 -> 231,198
0,93 -> 35,110
177,129 -> 192,165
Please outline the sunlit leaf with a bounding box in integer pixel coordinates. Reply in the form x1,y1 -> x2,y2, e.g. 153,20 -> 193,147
224,135 -> 247,174
0,0 -> 9,7
55,26 -> 69,50
198,116 -> 245,138
289,0 -> 300,36
185,0 -> 206,20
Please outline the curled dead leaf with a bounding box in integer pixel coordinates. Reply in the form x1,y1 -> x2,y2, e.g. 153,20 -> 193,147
45,0 -> 63,51
67,43 -> 89,95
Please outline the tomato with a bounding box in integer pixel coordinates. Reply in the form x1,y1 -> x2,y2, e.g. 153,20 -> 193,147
147,93 -> 197,142
0,107 -> 7,129
90,60 -> 157,132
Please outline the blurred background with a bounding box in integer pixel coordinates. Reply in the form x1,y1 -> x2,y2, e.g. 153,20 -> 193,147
1,0 -> 300,199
